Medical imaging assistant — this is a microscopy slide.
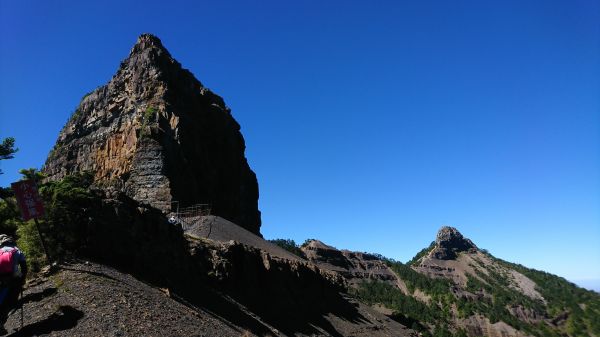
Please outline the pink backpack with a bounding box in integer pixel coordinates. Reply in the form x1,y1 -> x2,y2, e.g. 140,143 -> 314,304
0,248 -> 17,276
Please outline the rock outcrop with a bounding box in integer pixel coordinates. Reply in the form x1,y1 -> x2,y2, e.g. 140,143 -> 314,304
301,240 -> 399,286
43,34 -> 261,234
428,226 -> 477,260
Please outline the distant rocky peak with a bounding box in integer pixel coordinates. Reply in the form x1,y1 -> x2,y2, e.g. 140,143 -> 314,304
435,226 -> 476,249
429,226 -> 478,260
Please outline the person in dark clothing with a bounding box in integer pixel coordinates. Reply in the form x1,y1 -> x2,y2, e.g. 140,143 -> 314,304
0,234 -> 27,334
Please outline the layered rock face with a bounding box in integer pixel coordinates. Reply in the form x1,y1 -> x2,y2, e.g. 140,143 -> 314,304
428,226 -> 477,260
43,34 -> 261,234
301,240 -> 398,286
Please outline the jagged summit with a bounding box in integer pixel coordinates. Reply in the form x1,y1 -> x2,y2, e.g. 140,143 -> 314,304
44,34 -> 261,234
429,226 -> 477,260
128,34 -> 167,58
133,33 -> 166,51
120,33 -> 180,79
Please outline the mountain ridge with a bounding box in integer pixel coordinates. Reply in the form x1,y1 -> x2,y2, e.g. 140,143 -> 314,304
272,226 -> 600,337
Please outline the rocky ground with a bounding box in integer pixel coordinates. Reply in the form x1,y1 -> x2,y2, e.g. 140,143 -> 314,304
3,262 -> 250,337
3,258 -> 416,337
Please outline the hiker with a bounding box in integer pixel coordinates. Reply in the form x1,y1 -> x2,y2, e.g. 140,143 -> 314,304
0,234 -> 27,333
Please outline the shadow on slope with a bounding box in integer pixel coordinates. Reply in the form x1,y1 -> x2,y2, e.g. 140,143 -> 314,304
19,288 -> 57,305
9,306 -> 83,337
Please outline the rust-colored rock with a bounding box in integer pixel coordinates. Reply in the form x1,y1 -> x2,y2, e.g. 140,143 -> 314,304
43,34 -> 261,234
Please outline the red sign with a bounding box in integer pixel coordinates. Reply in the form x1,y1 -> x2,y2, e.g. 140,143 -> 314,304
11,180 -> 45,221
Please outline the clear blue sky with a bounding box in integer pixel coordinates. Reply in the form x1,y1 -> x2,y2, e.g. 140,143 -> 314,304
1,1 -> 599,286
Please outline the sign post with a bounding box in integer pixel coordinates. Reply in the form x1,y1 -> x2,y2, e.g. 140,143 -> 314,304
11,179 -> 51,263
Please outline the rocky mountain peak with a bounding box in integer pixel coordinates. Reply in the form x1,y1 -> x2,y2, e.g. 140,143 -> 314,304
44,34 -> 261,234
429,226 -> 477,260
123,33 -> 176,71
133,33 -> 166,52
111,33 -> 187,93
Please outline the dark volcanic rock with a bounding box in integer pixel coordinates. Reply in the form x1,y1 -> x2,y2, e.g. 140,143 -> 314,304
429,226 -> 477,260
43,34 -> 261,234
302,240 -> 353,269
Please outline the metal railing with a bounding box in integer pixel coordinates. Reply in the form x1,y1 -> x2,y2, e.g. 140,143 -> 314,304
169,203 -> 211,231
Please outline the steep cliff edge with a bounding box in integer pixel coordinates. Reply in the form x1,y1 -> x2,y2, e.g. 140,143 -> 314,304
43,34 -> 261,234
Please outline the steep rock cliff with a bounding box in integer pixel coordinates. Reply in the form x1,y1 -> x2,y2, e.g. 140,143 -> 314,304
43,34 -> 261,234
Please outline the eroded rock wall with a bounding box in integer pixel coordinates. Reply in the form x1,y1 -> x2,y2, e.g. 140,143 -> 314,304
44,34 -> 261,234
301,240 -> 399,286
